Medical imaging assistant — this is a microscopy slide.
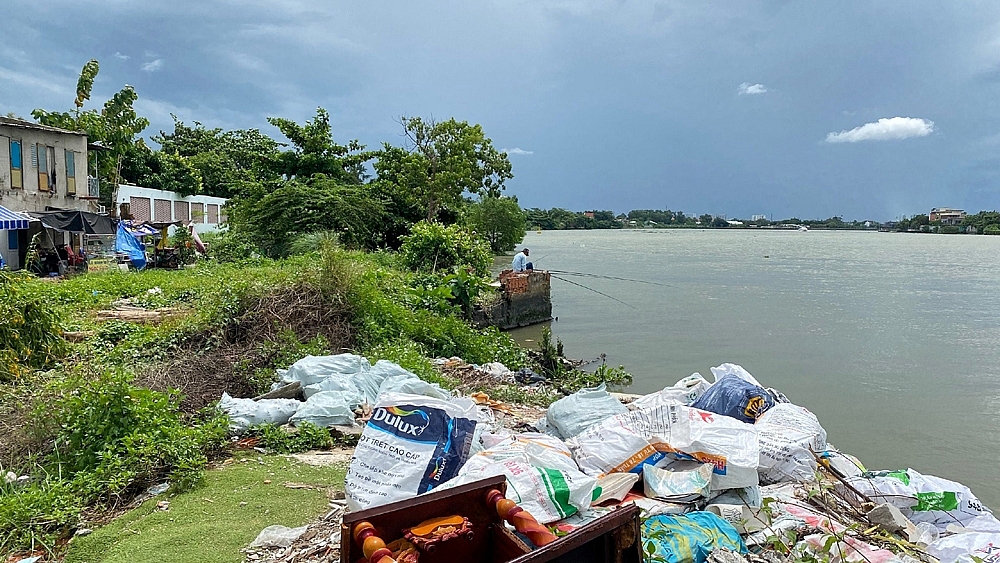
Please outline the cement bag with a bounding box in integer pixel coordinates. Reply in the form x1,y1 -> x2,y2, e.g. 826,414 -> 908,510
643,463 -> 714,503
218,393 -> 301,434
845,469 -> 995,531
610,403 -> 759,490
755,403 -> 827,484
546,384 -> 627,439
632,374 -> 712,410
692,370 -> 774,424
281,354 -> 371,388
290,391 -> 356,428
567,417 -> 665,477
345,393 -> 478,511
471,432 -> 579,475
928,533 -> 1000,563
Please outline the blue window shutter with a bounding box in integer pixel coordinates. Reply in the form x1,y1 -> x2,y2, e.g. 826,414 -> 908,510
9,140 -> 21,169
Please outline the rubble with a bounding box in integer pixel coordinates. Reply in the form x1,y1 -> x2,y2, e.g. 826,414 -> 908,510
220,358 -> 996,563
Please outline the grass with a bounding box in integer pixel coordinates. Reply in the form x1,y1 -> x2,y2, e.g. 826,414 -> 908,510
64,454 -> 347,563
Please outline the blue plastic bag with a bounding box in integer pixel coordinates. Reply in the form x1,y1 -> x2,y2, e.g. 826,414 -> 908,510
642,512 -> 747,563
114,221 -> 146,270
691,373 -> 774,423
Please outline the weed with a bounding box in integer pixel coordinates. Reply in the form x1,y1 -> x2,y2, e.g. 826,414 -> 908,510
246,422 -> 333,454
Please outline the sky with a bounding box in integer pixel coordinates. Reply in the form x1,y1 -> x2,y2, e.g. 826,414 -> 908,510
3,0 -> 1000,221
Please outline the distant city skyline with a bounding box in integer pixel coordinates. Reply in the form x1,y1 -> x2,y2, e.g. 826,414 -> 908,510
2,1 -> 999,221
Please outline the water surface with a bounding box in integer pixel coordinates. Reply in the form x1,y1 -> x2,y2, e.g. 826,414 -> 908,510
508,229 -> 1000,507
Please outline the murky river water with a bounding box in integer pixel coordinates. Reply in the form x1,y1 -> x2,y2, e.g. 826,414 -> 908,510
507,229 -> 1000,508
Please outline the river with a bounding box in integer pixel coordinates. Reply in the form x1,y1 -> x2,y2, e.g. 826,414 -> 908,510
507,228 -> 1000,508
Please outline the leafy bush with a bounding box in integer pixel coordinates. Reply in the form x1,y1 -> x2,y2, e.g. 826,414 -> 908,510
247,422 -> 333,454
0,479 -> 83,555
399,221 -> 492,277
0,271 -> 67,381
32,369 -> 227,503
984,224 -> 1000,235
201,230 -> 258,263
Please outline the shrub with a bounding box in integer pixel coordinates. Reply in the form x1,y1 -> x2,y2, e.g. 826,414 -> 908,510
399,221 -> 492,277
984,224 -> 1000,235
32,369 -> 227,504
201,230 -> 258,263
247,422 -> 333,454
0,479 -> 83,555
0,271 -> 67,381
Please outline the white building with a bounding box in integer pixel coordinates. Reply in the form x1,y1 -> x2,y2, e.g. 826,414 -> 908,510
116,185 -> 227,234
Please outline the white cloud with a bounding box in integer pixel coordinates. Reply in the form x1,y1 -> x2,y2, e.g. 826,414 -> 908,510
503,147 -> 533,155
114,52 -> 129,61
825,117 -> 935,143
141,59 -> 164,72
738,82 -> 767,95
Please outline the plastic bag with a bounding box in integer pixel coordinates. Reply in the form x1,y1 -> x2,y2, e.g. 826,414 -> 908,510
928,532 -> 1000,563
218,393 -> 301,435
643,463 -> 714,503
755,403 -> 827,484
632,374 -> 712,410
377,372 -> 451,400
448,455 -> 597,524
290,391 -> 357,428
844,469 -> 996,532
546,384 -> 627,439
249,524 -> 309,548
345,393 -> 479,511
642,512 -> 747,563
282,354 -> 371,388
469,432 -> 580,475
692,368 -> 774,424
568,417 -> 665,477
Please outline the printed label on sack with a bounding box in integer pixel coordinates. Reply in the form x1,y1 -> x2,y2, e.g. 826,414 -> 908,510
653,442 -> 729,476
346,403 -> 476,510
611,444 -> 666,474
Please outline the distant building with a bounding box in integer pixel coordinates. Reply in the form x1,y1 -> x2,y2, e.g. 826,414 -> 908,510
116,185 -> 227,234
751,214 -> 767,221
929,207 -> 966,226
583,211 -> 595,219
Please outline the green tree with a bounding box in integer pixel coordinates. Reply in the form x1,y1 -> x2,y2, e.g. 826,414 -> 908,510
464,196 -> 526,253
267,108 -> 372,184
399,221 -> 493,277
227,177 -> 387,256
32,59 -> 150,209
143,152 -> 203,196
376,117 -> 512,221
154,118 -> 280,198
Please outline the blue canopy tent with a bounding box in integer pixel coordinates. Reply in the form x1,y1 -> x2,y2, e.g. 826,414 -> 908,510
0,205 -> 32,270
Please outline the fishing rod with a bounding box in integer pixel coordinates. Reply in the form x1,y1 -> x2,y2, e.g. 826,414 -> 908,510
550,274 -> 638,309
546,269 -> 671,287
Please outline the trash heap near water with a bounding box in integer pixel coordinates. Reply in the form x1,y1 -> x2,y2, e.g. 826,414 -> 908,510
223,356 -> 1000,563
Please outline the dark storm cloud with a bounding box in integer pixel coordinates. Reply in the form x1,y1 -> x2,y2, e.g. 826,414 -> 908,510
3,0 -> 1000,220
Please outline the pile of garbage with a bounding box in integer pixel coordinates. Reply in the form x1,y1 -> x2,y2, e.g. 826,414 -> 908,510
227,356 -> 999,563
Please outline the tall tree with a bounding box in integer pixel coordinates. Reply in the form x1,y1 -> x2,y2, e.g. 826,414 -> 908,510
376,117 -> 513,221
266,108 -> 372,184
33,59 -> 150,209
464,196 -> 526,253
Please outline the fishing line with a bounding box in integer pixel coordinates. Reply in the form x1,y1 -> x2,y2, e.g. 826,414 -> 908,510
547,269 -> 671,287
550,274 -> 638,309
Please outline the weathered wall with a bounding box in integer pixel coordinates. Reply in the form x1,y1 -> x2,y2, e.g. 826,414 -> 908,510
0,125 -> 92,214
474,271 -> 552,330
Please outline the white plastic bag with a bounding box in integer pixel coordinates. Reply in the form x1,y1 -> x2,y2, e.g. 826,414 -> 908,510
376,372 -> 451,400
282,354 -> 371,388
218,393 -> 302,434
470,432 -> 580,475
643,463 -> 714,503
927,532 -> 1000,563
755,403 -> 827,484
568,417 -> 665,477
249,524 -> 309,548
631,374 -> 712,410
290,391 -> 357,428
845,469 -> 996,531
546,384 -> 627,439
345,393 -> 479,511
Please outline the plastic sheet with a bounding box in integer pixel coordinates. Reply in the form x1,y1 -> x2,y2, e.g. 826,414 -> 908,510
642,512 -> 747,563
289,391 -> 357,428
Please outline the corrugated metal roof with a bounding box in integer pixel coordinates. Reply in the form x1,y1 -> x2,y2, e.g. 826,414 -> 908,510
0,116 -> 88,137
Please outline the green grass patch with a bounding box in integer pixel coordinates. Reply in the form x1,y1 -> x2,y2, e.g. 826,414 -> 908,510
65,454 -> 347,563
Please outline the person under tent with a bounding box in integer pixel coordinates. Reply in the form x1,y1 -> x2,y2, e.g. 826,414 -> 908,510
511,248 -> 533,272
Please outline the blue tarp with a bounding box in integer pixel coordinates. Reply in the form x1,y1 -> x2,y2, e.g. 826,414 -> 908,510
114,221 -> 146,270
